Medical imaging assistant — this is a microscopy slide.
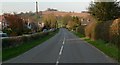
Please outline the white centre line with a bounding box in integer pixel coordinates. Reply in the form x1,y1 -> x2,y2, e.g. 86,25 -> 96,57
62,38 -> 65,45
56,37 -> 65,65
56,61 -> 59,65
59,45 -> 64,55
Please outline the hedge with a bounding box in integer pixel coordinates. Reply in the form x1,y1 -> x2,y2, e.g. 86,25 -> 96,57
84,18 -> 120,47
85,21 -> 97,40
77,25 -> 86,35
2,32 -> 48,49
109,18 -> 120,46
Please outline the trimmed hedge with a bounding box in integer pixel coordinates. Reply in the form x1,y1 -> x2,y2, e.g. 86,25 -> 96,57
77,25 -> 86,35
109,18 -> 120,46
84,18 -> 120,46
85,22 -> 97,40
2,32 -> 48,49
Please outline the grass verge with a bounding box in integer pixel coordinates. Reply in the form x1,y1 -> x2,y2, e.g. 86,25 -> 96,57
74,32 -> 119,62
2,29 -> 59,61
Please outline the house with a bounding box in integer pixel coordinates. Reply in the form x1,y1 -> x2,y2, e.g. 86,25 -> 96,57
38,22 -> 44,28
81,18 -> 90,25
20,18 -> 32,30
0,15 -> 10,30
80,14 -> 94,26
23,18 -> 39,33
0,15 -> 2,30
26,19 -> 32,29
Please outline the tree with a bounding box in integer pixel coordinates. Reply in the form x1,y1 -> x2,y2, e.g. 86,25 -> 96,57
61,14 -> 72,27
88,0 -> 120,21
46,8 -> 58,11
67,20 -> 76,31
4,14 -> 24,36
66,16 -> 81,31
42,13 -> 57,29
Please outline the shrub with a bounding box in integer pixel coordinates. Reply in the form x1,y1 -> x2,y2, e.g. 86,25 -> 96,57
85,22 -> 97,40
85,18 -> 120,47
2,37 -> 23,48
109,18 -> 120,46
95,20 -> 113,42
2,32 -> 49,49
77,25 -> 86,35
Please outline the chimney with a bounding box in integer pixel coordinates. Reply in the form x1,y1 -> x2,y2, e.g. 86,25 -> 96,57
36,1 -> 38,14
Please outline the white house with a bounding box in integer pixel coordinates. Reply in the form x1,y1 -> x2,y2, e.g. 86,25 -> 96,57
0,15 -> 2,30
0,21 -> 1,30
27,19 -> 32,29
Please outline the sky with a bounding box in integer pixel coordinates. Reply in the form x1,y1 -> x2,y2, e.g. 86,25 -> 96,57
0,0 -> 92,2
1,2 -> 90,14
0,0 -> 120,14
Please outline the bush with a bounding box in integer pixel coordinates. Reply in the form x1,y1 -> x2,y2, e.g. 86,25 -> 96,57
2,32 -> 49,49
2,36 -> 23,48
77,25 -> 86,35
85,22 -> 97,40
85,18 -> 120,47
109,18 -> 120,46
95,20 -> 113,42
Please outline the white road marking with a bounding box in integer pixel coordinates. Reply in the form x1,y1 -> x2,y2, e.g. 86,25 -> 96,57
56,61 -> 59,65
56,37 -> 65,65
59,45 -> 64,55
62,38 -> 65,45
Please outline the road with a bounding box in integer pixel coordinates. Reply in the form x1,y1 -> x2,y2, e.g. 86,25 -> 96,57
4,28 -> 117,64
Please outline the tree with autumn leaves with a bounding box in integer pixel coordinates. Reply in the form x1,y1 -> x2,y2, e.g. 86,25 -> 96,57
66,16 -> 81,31
42,13 -> 58,29
3,14 -> 24,36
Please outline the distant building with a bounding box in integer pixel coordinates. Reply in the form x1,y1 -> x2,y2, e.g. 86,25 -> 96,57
0,16 -> 2,30
27,19 -> 32,29
81,17 -> 93,26
0,22 -> 1,30
0,15 -> 10,30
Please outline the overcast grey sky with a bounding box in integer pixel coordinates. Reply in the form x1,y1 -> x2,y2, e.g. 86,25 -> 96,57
1,2 -> 90,14
0,0 -> 120,14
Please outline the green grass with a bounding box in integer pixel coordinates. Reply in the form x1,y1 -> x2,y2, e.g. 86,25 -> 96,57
74,32 -> 119,62
2,30 -> 59,61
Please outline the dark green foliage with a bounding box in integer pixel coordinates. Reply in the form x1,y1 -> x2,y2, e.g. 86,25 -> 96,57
87,1 -> 120,49
88,1 -> 120,21
2,28 -> 12,36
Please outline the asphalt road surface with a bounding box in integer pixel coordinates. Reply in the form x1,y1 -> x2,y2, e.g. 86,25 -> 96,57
4,28 -> 117,64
